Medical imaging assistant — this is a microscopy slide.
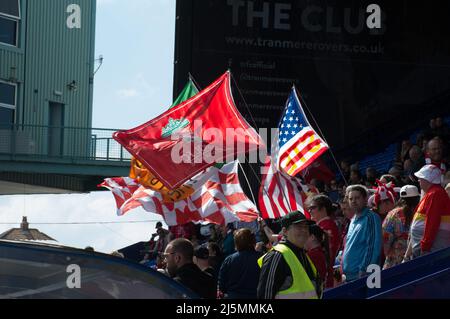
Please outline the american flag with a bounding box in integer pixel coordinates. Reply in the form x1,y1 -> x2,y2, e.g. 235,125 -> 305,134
258,156 -> 310,220
276,88 -> 329,177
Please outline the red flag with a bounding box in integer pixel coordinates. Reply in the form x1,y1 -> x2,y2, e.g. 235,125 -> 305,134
113,71 -> 263,189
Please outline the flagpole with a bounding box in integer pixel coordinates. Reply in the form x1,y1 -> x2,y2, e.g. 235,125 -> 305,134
231,72 -> 300,212
238,161 -> 257,205
293,86 -> 349,186
188,73 -> 201,91
230,73 -> 296,212
230,72 -> 261,131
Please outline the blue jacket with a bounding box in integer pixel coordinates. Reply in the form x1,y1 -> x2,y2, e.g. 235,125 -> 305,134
342,207 -> 382,281
218,250 -> 262,299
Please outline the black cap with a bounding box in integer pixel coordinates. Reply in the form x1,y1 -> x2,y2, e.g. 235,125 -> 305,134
155,221 -> 163,229
194,246 -> 209,260
280,211 -> 315,228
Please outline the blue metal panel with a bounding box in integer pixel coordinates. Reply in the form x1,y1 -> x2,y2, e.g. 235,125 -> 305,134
324,247 -> 450,299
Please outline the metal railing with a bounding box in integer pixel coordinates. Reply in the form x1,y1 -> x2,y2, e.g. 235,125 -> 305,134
0,124 -> 131,163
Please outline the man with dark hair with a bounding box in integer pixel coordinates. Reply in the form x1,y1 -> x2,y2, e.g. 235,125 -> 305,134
193,246 -> 216,279
365,167 -> 378,187
163,238 -> 216,299
434,117 -> 450,142
409,145 -> 426,174
218,228 -> 261,299
257,212 -> 322,299
341,185 -> 382,282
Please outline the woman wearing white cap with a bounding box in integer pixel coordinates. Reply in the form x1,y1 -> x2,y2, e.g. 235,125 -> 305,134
405,165 -> 450,259
382,185 -> 420,269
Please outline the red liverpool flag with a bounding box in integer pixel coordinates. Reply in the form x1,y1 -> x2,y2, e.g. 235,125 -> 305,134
113,71 -> 263,189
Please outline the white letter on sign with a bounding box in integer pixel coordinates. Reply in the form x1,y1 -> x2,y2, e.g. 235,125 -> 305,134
366,264 -> 381,289
366,4 -> 381,29
67,4 -> 81,29
66,264 -> 81,288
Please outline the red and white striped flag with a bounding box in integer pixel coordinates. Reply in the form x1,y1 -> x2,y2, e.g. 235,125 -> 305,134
98,177 -> 140,215
119,161 -> 258,226
259,156 -> 309,220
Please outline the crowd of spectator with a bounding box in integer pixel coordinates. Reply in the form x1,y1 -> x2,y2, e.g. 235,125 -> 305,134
136,117 -> 450,299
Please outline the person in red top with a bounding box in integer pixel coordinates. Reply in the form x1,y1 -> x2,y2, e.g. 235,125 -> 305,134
306,224 -> 329,286
307,195 -> 341,288
406,165 -> 450,259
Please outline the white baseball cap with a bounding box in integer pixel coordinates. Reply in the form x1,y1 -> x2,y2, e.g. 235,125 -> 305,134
399,185 -> 420,198
414,165 -> 442,185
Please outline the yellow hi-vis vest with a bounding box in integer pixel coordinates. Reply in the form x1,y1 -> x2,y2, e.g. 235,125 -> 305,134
258,244 -> 319,299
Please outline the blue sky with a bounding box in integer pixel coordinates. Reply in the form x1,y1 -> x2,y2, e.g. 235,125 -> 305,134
0,0 -> 174,253
93,0 -> 176,129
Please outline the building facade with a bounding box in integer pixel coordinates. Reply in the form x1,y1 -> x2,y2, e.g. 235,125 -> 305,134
1,0 -> 96,129
0,0 -> 129,194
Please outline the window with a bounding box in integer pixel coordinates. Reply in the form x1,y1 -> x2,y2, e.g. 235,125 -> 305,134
0,81 -> 16,126
0,16 -> 17,46
0,0 -> 20,18
0,0 -> 20,46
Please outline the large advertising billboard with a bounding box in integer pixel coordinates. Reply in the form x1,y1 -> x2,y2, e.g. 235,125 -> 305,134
174,0 -> 450,153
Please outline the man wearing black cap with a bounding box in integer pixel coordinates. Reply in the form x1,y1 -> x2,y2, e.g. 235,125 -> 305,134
257,211 -> 322,299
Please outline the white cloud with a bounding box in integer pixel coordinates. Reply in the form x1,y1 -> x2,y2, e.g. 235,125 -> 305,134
115,74 -> 161,100
117,88 -> 139,98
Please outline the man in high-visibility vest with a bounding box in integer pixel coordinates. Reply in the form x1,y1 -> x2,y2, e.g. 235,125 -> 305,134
257,211 -> 323,299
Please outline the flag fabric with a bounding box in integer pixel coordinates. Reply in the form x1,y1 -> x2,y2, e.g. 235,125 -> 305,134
301,158 -> 335,184
114,71 -> 263,189
98,177 -> 140,215
98,168 -> 215,215
127,78 -> 201,202
276,88 -> 329,177
170,78 -> 199,109
259,156 -> 308,220
120,161 -> 259,226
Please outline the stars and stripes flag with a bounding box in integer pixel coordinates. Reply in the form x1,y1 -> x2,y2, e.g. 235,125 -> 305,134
275,88 -> 329,177
258,156 -> 310,220
258,87 -> 329,220
101,161 -> 258,226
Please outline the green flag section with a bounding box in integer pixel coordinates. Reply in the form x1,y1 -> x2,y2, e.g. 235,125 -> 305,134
170,78 -> 199,109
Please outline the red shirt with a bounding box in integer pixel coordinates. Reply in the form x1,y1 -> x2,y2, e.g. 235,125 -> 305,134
307,247 -> 328,285
416,185 -> 450,252
318,217 -> 340,288
169,223 -> 195,239
318,217 -> 341,262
